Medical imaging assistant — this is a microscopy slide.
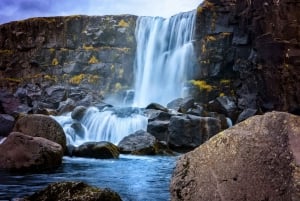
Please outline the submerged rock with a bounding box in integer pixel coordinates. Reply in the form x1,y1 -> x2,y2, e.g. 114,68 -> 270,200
26,181 -> 122,201
170,112 -> 300,201
72,141 -> 119,159
71,106 -> 87,121
13,114 -> 66,151
0,132 -> 63,171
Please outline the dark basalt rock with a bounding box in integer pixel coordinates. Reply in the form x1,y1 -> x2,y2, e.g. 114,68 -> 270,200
0,114 -> 15,137
170,111 -> 300,201
25,181 -> 122,201
168,114 -> 221,152
118,130 -> 159,155
71,106 -> 87,121
72,141 -> 119,159
145,103 -> 168,112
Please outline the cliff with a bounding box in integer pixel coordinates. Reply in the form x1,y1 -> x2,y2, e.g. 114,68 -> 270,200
192,0 -> 300,115
0,15 -> 137,112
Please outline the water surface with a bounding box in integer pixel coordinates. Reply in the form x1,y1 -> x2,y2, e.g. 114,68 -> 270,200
0,155 -> 177,201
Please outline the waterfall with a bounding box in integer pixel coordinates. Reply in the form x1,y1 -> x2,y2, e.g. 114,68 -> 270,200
133,10 -> 197,107
53,10 -> 197,146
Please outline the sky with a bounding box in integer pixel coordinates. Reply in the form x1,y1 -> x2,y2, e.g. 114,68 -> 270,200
0,0 -> 203,24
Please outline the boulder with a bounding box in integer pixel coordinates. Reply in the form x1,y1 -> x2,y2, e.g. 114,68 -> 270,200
26,181 -> 121,201
208,96 -> 238,120
71,106 -> 87,121
0,90 -> 21,115
118,130 -> 158,155
72,141 -> 119,159
236,108 -> 258,123
0,132 -> 63,171
145,109 -> 172,121
167,98 -> 183,111
145,103 -> 168,112
0,114 -> 15,137
170,112 -> 300,201
44,85 -> 67,105
168,115 -> 221,152
178,97 -> 195,113
147,120 -> 169,142
13,114 -> 66,151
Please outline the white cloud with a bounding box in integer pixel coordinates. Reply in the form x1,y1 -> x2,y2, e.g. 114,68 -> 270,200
0,0 -> 203,24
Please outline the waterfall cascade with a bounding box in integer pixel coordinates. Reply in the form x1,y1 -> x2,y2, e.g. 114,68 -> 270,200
54,10 -> 197,146
133,11 -> 197,107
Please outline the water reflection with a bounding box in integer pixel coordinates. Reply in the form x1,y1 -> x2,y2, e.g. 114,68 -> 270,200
0,155 -> 177,201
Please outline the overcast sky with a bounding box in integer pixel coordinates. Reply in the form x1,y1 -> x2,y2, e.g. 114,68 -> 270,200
0,0 -> 203,24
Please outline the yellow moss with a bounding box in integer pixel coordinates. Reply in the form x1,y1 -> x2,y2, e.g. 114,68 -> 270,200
190,80 -> 214,92
206,35 -> 217,41
219,93 -> 225,97
44,75 -> 57,82
118,19 -> 129,27
49,48 -> 55,53
220,79 -> 231,85
60,48 -> 68,51
203,1 -> 214,8
83,44 -> 95,51
115,82 -> 122,91
202,43 -> 207,53
88,75 -> 100,84
52,58 -> 59,66
110,64 -> 115,72
4,77 -> 22,83
0,49 -> 13,55
221,32 -> 232,37
69,74 -> 85,85
197,7 -> 204,14
118,68 -> 124,78
88,56 -> 99,64
201,60 -> 210,64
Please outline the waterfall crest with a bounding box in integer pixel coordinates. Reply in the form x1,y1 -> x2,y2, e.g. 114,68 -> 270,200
133,10 -> 197,107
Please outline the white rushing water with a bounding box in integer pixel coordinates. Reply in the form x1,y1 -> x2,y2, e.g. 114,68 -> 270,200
54,10 -> 197,146
133,10 -> 197,107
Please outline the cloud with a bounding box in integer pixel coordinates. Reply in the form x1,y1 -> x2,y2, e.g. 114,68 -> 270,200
0,0 -> 203,24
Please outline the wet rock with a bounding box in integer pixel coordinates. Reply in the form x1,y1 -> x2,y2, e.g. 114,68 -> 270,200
171,112 -> 300,201
26,181 -> 122,201
167,98 -> 183,111
168,115 -> 221,152
236,108 -> 258,123
57,98 -> 76,115
0,90 -> 21,115
73,141 -> 119,159
145,109 -> 172,122
0,132 -> 63,171
0,114 -> 15,137
208,96 -> 238,120
186,104 -> 204,116
71,106 -> 87,121
147,120 -> 169,142
118,130 -> 158,155
145,103 -> 168,112
13,114 -> 66,151
44,85 -> 67,105
178,97 -> 195,113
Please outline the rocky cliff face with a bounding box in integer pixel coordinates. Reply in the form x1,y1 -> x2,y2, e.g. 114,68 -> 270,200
192,0 -> 300,116
0,15 -> 136,113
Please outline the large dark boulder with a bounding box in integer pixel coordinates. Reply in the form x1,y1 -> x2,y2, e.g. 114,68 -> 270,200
13,114 -> 66,151
0,132 -> 63,171
0,114 -> 15,137
118,130 -> 158,155
26,181 -> 122,201
72,141 -> 119,159
168,115 -> 221,152
147,120 -> 169,142
71,106 -> 87,121
170,112 -> 300,201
